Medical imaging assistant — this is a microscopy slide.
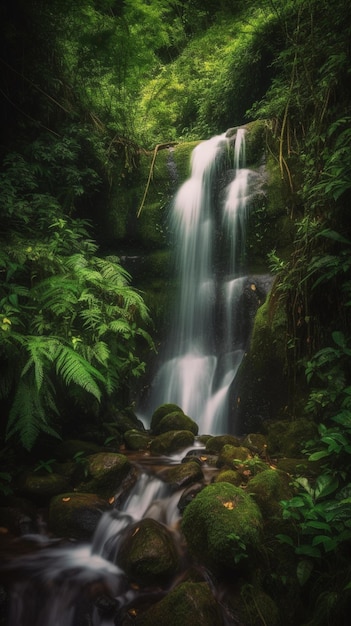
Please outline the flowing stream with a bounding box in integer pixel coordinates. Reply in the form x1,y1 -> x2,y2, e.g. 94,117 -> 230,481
1,128 -> 265,625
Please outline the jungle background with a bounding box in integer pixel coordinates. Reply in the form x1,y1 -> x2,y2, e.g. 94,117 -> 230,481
1,0 -> 351,623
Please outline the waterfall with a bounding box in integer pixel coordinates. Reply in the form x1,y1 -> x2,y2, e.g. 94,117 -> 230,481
145,128 -> 254,434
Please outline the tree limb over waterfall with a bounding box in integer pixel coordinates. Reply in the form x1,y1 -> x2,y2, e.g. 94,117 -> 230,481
137,142 -> 178,218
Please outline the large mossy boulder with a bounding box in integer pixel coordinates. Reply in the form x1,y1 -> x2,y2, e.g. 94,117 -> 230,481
248,468 -> 292,518
152,411 -> 198,436
133,581 -> 223,626
150,430 -> 195,456
79,452 -> 134,496
117,518 -> 179,587
49,493 -> 110,539
181,482 -> 262,573
150,403 -> 185,432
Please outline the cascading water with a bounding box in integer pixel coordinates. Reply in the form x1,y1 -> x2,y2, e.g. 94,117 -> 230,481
0,127 -> 267,626
145,128 -> 255,434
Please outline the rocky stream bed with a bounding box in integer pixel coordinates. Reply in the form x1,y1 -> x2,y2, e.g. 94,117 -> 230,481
0,404 -> 319,625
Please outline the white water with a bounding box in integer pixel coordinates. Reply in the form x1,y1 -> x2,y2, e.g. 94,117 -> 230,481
4,472 -> 182,626
145,128 -> 255,433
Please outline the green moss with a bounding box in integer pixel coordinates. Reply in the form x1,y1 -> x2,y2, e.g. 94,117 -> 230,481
154,411 -> 198,436
150,403 -> 184,431
181,482 -> 262,572
248,468 -> 292,517
264,418 -> 318,457
205,435 -> 241,454
117,518 -> 179,586
134,581 -> 223,626
149,430 -> 195,455
214,469 -> 243,486
217,444 -> 252,468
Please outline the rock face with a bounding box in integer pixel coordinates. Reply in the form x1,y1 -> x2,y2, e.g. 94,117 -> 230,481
181,482 -> 262,572
117,518 -> 180,587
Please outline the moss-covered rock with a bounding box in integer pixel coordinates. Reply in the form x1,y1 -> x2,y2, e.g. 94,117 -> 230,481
19,472 -> 71,499
49,492 -> 110,539
124,429 -> 152,451
79,452 -> 134,496
248,468 -> 292,518
239,584 -> 280,626
150,403 -> 184,432
133,581 -> 223,626
181,482 -> 262,572
242,433 -> 268,455
205,435 -> 241,455
264,418 -> 318,457
234,286 -> 289,434
150,430 -> 195,456
152,411 -> 198,436
213,469 -> 243,486
217,444 -> 252,468
158,461 -> 204,490
117,518 -> 179,587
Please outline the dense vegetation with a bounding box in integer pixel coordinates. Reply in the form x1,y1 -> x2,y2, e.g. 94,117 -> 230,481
1,0 -> 351,622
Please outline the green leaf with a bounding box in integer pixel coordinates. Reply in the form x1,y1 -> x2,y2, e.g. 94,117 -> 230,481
296,559 -> 314,586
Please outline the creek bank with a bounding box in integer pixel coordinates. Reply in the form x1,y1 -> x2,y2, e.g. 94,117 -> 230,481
0,403 -> 320,625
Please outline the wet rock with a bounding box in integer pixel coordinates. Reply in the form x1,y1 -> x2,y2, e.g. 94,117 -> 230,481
49,492 -> 110,539
117,518 -> 179,587
124,429 -> 152,451
177,483 -> 204,513
150,403 -> 185,433
152,411 -> 198,436
149,430 -> 195,456
132,581 -> 223,626
181,482 -> 262,572
158,461 -> 203,491
205,435 -> 241,454
216,444 -> 252,468
80,453 -> 134,497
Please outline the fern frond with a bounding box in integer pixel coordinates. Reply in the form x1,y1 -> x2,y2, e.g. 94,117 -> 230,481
6,379 -> 60,450
55,345 -> 105,401
94,256 -> 131,285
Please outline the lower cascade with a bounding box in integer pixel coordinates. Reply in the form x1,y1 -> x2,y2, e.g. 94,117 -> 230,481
0,129 -> 271,625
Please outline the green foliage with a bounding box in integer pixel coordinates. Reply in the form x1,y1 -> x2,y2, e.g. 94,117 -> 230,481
0,141 -> 154,451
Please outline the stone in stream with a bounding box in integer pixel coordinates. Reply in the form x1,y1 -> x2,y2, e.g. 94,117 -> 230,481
117,518 -> 180,587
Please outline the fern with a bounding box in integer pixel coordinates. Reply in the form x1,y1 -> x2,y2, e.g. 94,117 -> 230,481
55,344 -> 105,401
6,379 -> 60,451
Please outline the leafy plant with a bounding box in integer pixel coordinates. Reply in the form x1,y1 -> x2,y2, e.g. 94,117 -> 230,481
34,459 -> 57,474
